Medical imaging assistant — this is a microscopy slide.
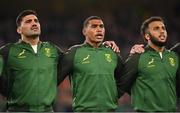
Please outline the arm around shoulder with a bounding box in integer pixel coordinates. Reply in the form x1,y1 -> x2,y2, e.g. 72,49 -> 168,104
118,53 -> 140,96
57,47 -> 76,85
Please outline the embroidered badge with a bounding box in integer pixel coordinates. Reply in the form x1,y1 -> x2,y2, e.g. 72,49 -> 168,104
44,48 -> 51,57
105,54 -> 112,62
169,57 -> 175,66
82,55 -> 90,64
147,58 -> 155,67
18,49 -> 26,58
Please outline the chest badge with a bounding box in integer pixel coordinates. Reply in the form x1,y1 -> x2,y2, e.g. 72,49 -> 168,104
169,57 -> 175,66
44,48 -> 51,57
147,58 -> 155,67
82,55 -> 90,64
18,49 -> 26,58
148,58 -> 154,65
105,54 -> 112,62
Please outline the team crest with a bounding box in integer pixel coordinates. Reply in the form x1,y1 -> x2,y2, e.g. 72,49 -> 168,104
44,48 -> 51,57
147,58 -> 155,67
18,49 -> 26,58
105,54 -> 112,62
82,55 -> 90,64
169,57 -> 175,66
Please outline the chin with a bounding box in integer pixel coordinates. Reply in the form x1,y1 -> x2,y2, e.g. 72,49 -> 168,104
96,40 -> 103,43
27,34 -> 40,39
97,39 -> 104,42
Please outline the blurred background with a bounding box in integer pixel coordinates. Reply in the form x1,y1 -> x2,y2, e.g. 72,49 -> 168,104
0,0 -> 179,112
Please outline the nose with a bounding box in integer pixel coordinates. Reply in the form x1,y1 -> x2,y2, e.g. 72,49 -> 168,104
32,23 -> 37,27
160,27 -> 166,33
31,19 -> 38,25
96,26 -> 103,32
31,21 -> 38,27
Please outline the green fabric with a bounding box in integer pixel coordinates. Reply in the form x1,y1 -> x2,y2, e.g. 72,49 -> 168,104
65,43 -> 120,111
132,47 -> 179,111
0,41 -> 61,111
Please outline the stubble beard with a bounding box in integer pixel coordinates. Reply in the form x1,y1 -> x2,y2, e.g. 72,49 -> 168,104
26,34 -> 40,39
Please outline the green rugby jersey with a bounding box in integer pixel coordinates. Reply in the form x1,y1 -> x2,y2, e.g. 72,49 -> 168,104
170,42 -> 180,102
0,40 -> 62,112
120,46 -> 179,112
58,42 -> 123,112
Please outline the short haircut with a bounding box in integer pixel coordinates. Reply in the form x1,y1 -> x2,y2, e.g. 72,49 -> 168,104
83,16 -> 102,28
141,16 -> 164,41
16,9 -> 38,27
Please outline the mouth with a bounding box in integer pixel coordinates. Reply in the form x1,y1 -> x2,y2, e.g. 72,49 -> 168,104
31,27 -> 39,31
159,35 -> 166,40
95,34 -> 103,38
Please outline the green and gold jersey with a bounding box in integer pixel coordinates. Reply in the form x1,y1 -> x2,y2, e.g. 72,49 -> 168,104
0,40 -> 63,112
58,42 -> 123,112
120,46 -> 179,112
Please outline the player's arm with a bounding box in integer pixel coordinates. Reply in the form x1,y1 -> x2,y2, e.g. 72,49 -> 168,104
170,42 -> 180,55
118,54 -> 140,97
170,42 -> 180,97
0,43 -> 13,97
103,41 -> 145,55
0,55 -> 6,96
114,53 -> 124,98
176,60 -> 180,97
103,41 -> 120,53
57,48 -> 75,86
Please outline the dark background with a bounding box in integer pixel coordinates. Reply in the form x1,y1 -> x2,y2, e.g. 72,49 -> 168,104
0,0 -> 179,111
0,0 -> 179,57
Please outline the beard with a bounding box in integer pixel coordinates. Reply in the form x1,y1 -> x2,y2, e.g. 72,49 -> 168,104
149,33 -> 167,47
26,33 -> 40,39
29,34 -> 39,39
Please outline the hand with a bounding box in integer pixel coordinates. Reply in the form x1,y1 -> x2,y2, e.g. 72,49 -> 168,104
130,44 -> 145,54
103,41 -> 120,53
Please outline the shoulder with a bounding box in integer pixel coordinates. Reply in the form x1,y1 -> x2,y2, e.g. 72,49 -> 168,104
166,48 -> 177,55
0,43 -> 14,54
167,49 -> 179,60
170,42 -> 180,51
66,43 -> 86,54
170,42 -> 180,56
68,43 -> 84,51
0,43 -> 14,49
41,41 -> 64,54
41,41 -> 57,48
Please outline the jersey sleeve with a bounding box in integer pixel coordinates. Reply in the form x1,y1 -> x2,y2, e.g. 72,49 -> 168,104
57,47 -> 76,85
169,42 -> 180,110
170,43 -> 180,98
0,43 -> 13,97
170,42 -> 180,56
114,53 -> 124,98
118,53 -> 140,97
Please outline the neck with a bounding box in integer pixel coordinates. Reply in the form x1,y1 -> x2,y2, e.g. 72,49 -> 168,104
86,40 -> 101,48
21,36 -> 39,45
149,42 -> 165,52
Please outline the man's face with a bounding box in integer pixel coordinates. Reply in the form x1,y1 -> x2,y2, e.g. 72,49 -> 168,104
147,21 -> 167,47
83,19 -> 105,44
17,14 -> 41,38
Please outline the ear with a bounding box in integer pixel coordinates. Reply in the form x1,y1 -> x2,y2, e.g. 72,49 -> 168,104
82,28 -> 86,36
17,27 -> 21,34
145,33 -> 150,40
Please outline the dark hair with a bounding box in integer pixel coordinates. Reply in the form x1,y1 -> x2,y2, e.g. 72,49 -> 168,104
83,16 -> 102,28
16,9 -> 38,27
140,16 -> 164,41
